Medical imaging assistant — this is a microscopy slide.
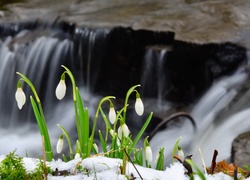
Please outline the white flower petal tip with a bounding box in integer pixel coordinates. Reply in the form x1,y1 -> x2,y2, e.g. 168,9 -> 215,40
15,87 -> 26,109
108,107 -> 116,124
56,137 -> 64,154
55,80 -> 66,100
74,153 -> 81,160
135,98 -> 144,116
118,124 -> 130,139
145,146 -> 153,162
178,149 -> 185,162
93,143 -> 99,153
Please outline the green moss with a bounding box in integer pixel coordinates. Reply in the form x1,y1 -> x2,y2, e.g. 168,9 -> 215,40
0,150 -> 53,180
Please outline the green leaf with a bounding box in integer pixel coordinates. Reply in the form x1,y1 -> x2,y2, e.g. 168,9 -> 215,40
156,148 -> 165,171
30,96 -> 53,161
131,112 -> 153,152
186,159 -> 206,180
98,130 -> 107,155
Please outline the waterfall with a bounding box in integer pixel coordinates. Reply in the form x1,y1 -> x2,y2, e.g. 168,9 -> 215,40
141,47 -> 170,106
150,63 -> 250,166
0,20 -> 248,166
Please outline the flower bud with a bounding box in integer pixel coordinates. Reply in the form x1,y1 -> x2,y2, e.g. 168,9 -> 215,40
15,86 -> 26,110
178,146 -> 184,162
74,152 -> 81,160
55,79 -> 66,100
56,134 -> 64,153
135,94 -> 144,116
145,146 -> 153,162
93,143 -> 99,153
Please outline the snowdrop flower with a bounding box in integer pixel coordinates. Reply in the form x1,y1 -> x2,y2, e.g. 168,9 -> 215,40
118,124 -> 130,139
15,84 -> 26,109
135,93 -> 144,116
56,135 -> 64,153
144,137 -> 152,163
74,152 -> 81,160
55,74 -> 66,100
145,146 -> 153,162
178,146 -> 184,162
108,103 -> 116,124
93,143 -> 99,153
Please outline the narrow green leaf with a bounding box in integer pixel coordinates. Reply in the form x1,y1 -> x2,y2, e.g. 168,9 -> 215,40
98,130 -> 107,155
156,148 -> 165,171
186,159 -> 206,180
76,88 -> 89,158
30,96 -> 53,161
131,112 -> 153,151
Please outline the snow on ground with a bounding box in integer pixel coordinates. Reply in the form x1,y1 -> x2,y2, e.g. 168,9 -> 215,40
0,154 -> 242,179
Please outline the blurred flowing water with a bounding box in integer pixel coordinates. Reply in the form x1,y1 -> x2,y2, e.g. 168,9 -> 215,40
0,0 -> 249,168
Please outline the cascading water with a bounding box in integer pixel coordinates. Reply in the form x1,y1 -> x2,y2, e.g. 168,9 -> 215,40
150,60 -> 250,166
141,47 -> 169,106
0,20 -> 248,169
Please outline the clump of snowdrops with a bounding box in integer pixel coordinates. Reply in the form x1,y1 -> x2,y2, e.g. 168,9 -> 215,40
15,65 -> 168,173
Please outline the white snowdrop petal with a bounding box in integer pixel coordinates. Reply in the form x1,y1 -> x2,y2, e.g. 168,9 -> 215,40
118,126 -> 122,139
93,143 -> 99,153
108,107 -> 116,124
74,153 -> 81,159
55,80 -> 66,100
135,98 -> 144,116
145,146 -> 153,162
178,149 -> 185,162
15,88 -> 26,109
56,138 -> 64,154
117,124 -> 130,139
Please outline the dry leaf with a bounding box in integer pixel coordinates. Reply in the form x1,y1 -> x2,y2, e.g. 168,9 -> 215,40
215,160 -> 236,176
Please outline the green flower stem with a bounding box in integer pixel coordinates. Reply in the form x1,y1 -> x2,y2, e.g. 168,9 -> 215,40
16,72 -> 53,161
90,96 -> 115,144
61,65 -> 85,156
99,107 -> 111,141
123,84 -> 140,123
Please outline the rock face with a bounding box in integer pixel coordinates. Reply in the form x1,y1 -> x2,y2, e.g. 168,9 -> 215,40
231,131 -> 250,167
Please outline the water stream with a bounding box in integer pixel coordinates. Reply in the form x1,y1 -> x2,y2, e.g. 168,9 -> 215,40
0,21 -> 249,169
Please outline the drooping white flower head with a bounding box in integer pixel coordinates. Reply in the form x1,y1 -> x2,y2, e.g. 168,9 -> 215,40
55,79 -> 66,100
56,135 -> 64,154
145,146 -> 153,162
108,103 -> 116,124
135,93 -> 144,116
15,86 -> 26,110
118,123 -> 130,139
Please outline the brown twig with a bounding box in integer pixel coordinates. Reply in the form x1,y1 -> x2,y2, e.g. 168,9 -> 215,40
149,112 -> 196,140
209,149 -> 218,174
123,149 -> 143,180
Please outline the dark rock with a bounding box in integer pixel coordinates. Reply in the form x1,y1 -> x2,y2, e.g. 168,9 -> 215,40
231,131 -> 250,167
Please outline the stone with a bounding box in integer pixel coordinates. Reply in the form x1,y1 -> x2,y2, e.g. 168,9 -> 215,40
231,131 -> 250,167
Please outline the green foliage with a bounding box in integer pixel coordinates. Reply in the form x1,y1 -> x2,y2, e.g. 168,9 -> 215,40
0,151 -> 53,180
